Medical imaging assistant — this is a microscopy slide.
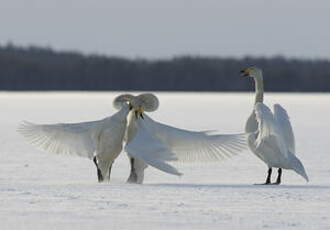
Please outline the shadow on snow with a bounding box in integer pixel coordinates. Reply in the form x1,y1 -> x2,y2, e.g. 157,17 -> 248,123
144,183 -> 330,190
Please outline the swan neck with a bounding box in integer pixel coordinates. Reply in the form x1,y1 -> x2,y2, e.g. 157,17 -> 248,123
113,106 -> 130,122
254,77 -> 264,104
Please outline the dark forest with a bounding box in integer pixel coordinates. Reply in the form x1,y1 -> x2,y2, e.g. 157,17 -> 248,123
1,44 -> 329,92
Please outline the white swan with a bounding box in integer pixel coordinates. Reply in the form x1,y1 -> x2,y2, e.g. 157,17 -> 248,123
18,97 -> 132,183
241,66 -> 308,184
118,93 -> 247,183
114,93 -> 161,184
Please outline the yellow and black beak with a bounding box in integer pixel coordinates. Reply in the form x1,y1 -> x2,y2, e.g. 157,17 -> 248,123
134,108 -> 144,119
240,68 -> 251,77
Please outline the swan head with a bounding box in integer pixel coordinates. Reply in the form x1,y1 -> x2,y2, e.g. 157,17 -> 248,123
114,93 -> 159,120
113,94 -> 135,110
131,93 -> 159,119
240,66 -> 263,80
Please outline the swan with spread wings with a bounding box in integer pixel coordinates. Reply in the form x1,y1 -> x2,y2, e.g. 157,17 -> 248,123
18,96 -> 132,183
121,93 -> 247,184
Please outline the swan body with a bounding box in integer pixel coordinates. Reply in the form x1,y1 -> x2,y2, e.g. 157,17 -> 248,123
242,66 -> 308,184
114,93 -> 160,184
113,93 -> 159,184
18,101 -> 132,183
125,110 -> 149,184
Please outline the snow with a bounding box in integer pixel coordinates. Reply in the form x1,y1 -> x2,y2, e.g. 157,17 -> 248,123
0,92 -> 329,230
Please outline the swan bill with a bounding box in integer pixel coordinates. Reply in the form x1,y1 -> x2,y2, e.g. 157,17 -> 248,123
240,67 -> 252,77
134,108 -> 144,119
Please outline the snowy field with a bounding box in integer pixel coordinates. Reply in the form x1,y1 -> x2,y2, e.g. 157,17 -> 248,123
1,92 -> 329,230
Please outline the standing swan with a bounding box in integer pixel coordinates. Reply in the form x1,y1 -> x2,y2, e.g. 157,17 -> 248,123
241,66 -> 308,184
18,97 -> 132,183
114,93 -> 160,184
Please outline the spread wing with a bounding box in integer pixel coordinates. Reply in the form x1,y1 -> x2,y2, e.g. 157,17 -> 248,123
143,115 -> 247,162
18,120 -> 104,159
254,103 -> 288,158
273,104 -> 295,154
126,114 -> 247,168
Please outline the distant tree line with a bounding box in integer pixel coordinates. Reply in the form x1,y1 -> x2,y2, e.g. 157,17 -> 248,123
0,44 -> 329,92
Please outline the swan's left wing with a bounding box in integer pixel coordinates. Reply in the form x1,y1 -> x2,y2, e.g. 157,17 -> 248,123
254,103 -> 274,148
131,115 -> 247,163
125,119 -> 182,176
273,104 -> 295,154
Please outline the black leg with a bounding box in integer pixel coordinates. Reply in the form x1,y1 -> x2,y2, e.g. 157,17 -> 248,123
93,156 -> 98,167
127,158 -> 138,183
265,168 -> 272,184
273,168 -> 282,185
97,169 -> 103,182
108,165 -> 112,181
254,167 -> 272,185
93,156 -> 103,183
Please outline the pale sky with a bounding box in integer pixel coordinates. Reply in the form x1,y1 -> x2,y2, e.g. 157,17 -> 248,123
1,0 -> 329,59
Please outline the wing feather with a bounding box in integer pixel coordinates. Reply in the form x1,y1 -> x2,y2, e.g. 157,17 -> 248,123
254,103 -> 288,158
273,104 -> 295,153
18,120 -> 104,159
127,114 -> 247,165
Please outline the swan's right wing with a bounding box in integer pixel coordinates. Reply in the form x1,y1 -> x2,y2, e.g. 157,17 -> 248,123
254,103 -> 288,158
273,104 -> 295,153
18,120 -> 103,159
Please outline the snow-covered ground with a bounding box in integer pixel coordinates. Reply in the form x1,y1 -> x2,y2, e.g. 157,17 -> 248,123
1,92 -> 329,230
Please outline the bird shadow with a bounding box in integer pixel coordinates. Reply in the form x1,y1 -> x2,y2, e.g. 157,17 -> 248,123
145,183 -> 330,190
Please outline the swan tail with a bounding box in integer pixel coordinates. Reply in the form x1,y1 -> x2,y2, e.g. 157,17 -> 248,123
290,155 -> 309,182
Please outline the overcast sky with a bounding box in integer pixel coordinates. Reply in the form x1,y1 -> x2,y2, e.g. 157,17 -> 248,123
1,0 -> 329,59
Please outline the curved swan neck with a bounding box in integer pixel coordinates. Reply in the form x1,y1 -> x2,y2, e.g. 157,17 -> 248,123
254,75 -> 264,104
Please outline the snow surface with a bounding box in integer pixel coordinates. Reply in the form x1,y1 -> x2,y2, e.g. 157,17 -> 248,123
1,92 -> 329,230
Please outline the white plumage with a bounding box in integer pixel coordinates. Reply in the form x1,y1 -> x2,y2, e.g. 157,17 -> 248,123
112,93 -> 247,183
18,101 -> 132,183
242,66 -> 308,184
113,93 -> 160,184
125,112 -> 247,177
18,120 -> 101,159
18,92 -> 248,184
254,104 -> 293,163
273,104 -> 295,154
